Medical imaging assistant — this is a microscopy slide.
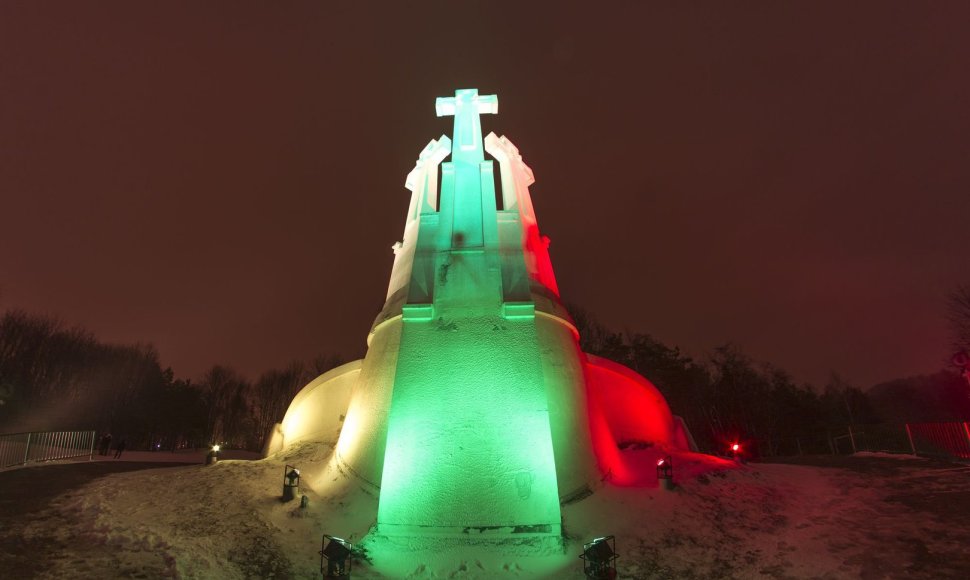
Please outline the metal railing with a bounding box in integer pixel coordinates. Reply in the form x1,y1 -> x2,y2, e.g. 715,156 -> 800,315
906,422 -> 970,460
754,422 -> 970,462
0,430 -> 96,469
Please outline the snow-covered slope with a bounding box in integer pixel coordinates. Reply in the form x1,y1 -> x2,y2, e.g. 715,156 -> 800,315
8,450 -> 970,579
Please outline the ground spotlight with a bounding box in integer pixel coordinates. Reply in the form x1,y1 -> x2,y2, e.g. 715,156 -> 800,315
730,442 -> 741,460
656,455 -> 674,490
206,444 -> 220,465
282,464 -> 300,502
580,535 -> 617,579
320,534 -> 353,578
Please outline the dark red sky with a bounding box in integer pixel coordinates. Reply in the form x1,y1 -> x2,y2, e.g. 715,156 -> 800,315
2,2 -> 968,388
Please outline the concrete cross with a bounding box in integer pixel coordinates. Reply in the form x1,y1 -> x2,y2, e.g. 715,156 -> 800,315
405,135 -> 452,214
484,132 -> 535,214
435,89 -> 498,163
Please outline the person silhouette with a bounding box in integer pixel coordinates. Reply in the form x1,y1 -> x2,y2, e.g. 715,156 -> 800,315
100,433 -> 112,456
113,439 -> 127,459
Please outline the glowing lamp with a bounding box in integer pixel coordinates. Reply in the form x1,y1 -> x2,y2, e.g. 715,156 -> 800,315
282,464 -> 301,502
205,444 -> 220,466
580,535 -> 617,579
656,455 -> 674,490
731,443 -> 739,452
319,534 -> 353,578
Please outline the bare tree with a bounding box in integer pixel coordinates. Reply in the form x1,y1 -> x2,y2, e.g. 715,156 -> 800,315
200,365 -> 249,446
947,285 -> 970,353
249,362 -> 303,449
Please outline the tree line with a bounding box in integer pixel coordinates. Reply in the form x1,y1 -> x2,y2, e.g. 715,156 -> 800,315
0,309 -> 343,452
571,306 -> 970,456
1,298 -> 968,455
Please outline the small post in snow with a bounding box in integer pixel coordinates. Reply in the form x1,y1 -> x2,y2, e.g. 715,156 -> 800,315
905,423 -> 916,455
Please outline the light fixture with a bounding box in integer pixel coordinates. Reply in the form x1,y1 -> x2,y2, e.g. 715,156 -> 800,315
320,534 -> 353,578
580,535 -> 617,579
205,444 -> 220,466
656,455 -> 674,490
282,464 -> 300,502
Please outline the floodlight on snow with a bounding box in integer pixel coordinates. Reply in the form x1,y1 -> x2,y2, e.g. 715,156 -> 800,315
205,444 -> 221,466
282,465 -> 301,502
730,442 -> 741,459
580,535 -> 617,580
656,456 -> 674,491
320,534 -> 353,578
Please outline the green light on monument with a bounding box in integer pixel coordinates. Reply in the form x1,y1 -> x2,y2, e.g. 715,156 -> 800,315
377,89 -> 561,537
275,88 -> 695,561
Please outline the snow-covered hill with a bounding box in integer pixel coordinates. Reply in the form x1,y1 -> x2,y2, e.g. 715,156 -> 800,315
4,450 -> 970,579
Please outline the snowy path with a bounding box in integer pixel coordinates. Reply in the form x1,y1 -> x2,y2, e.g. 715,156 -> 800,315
1,452 -> 969,579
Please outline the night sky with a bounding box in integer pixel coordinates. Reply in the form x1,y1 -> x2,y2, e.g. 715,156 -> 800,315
2,2 -> 968,388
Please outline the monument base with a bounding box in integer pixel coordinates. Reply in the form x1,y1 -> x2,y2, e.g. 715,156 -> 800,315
375,522 -> 562,539
362,528 -> 566,557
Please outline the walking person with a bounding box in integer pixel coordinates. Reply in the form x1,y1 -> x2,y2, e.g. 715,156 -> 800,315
100,433 -> 112,456
113,439 -> 127,459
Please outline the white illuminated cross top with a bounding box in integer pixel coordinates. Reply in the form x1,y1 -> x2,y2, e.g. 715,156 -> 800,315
435,89 -> 498,161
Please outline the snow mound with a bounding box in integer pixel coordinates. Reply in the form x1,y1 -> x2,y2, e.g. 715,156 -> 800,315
11,450 -> 970,578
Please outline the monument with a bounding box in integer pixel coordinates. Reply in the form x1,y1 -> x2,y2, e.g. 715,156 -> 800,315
269,89 -> 693,542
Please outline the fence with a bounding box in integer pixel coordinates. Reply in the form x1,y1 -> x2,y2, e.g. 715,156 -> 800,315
758,422 -> 970,462
756,424 -> 913,457
906,422 -> 970,460
0,430 -> 96,469
830,424 -> 915,456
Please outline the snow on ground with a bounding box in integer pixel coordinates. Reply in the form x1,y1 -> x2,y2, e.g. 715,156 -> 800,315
3,449 -> 970,579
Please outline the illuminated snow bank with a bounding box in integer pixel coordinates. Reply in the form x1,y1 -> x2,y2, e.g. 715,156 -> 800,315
276,89 -> 694,541
271,360 -> 360,453
584,354 -> 693,485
